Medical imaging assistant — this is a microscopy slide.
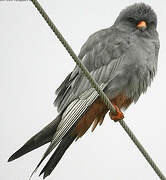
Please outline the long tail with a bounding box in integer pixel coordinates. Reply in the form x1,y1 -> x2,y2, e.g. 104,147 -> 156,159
8,114 -> 62,162
39,129 -> 77,179
8,84 -> 106,179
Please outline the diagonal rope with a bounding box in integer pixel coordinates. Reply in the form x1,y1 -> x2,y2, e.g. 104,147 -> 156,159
30,0 -> 116,115
30,0 -> 166,179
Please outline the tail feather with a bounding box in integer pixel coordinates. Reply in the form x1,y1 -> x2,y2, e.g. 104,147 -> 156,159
8,84 -> 107,178
40,132 -> 76,179
8,114 -> 62,162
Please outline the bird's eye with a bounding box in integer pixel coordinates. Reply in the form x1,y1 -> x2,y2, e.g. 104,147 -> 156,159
128,17 -> 135,23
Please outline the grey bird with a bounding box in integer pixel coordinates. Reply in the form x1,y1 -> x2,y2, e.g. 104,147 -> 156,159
8,3 -> 160,179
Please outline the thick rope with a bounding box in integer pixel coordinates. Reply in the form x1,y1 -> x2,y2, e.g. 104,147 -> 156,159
30,0 -> 166,179
30,0 -> 116,115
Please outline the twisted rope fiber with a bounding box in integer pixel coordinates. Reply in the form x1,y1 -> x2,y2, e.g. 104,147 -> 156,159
31,0 -> 115,114
30,0 -> 166,179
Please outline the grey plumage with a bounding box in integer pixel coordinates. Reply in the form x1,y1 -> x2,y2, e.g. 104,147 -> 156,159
30,84 -> 107,175
8,114 -> 62,162
8,3 -> 160,179
39,129 -> 77,178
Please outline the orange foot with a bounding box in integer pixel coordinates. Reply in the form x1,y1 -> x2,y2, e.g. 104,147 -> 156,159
109,103 -> 124,122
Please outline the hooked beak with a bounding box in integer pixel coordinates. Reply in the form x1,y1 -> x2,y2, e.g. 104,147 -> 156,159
137,21 -> 147,31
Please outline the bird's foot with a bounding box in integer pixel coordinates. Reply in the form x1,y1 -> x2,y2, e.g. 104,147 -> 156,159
109,104 -> 124,122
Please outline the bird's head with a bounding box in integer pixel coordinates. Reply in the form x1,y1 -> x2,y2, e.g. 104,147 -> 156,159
114,3 -> 157,34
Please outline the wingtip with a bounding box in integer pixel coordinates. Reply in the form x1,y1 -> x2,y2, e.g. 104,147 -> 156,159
7,148 -> 25,162
8,156 -> 13,162
8,153 -> 17,162
39,170 -> 50,179
43,173 -> 49,179
39,169 -> 44,177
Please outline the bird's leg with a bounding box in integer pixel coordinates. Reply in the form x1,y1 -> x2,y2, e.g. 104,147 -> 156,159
109,102 -> 124,122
